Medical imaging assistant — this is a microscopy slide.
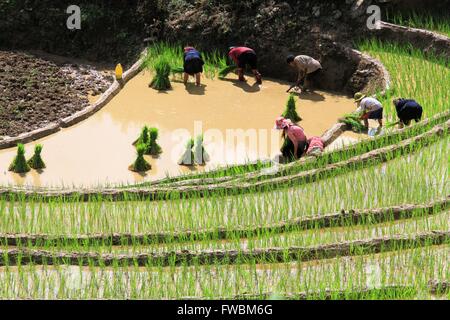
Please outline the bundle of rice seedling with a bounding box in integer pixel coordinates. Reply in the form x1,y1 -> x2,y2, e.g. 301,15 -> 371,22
385,121 -> 401,129
149,57 -> 172,90
133,126 -> 150,146
339,112 -> 366,132
27,144 -> 46,170
178,138 -> 195,166
129,144 -> 151,172
171,66 -> 185,75
280,138 -> 295,160
282,94 -> 302,122
147,127 -> 162,156
194,134 -> 210,165
9,144 -> 30,173
218,65 -> 237,78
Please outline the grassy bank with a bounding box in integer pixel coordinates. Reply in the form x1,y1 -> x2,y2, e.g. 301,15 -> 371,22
386,11 -> 450,37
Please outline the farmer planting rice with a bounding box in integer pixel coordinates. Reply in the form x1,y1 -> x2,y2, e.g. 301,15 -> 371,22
354,92 -> 384,130
286,54 -> 322,92
228,46 -> 262,84
275,116 -> 307,160
183,46 -> 204,86
305,136 -> 324,157
393,98 -> 423,128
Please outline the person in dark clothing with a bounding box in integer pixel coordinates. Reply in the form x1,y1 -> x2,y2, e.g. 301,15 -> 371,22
228,47 -> 262,84
393,98 -> 423,128
183,46 -> 205,86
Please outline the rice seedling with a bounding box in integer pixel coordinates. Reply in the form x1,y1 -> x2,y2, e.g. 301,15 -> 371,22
147,128 -> 162,156
178,138 -> 195,166
171,66 -> 185,75
0,246 -> 445,299
129,144 -> 151,172
27,144 -> 46,170
218,65 -> 237,78
143,43 -> 228,80
133,126 -> 149,146
282,94 -> 302,122
148,56 -> 172,90
8,144 -> 30,173
194,134 -> 209,165
339,112 -> 366,132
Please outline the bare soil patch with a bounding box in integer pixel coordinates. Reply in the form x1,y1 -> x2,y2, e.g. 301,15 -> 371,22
0,51 -> 113,137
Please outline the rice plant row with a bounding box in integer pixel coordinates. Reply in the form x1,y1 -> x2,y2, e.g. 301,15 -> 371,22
0,138 -> 447,236
0,246 -> 446,299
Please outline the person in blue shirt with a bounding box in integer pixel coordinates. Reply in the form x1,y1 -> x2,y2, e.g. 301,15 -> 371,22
183,46 -> 205,86
393,98 -> 423,128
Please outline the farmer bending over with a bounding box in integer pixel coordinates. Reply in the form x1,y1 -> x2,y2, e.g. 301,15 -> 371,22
183,46 -> 205,86
305,136 -> 324,157
228,47 -> 262,84
275,117 -> 307,160
286,55 -> 322,92
354,92 -> 383,130
393,98 -> 423,128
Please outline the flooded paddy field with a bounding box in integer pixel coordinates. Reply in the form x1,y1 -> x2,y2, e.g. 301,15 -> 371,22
0,71 -> 356,187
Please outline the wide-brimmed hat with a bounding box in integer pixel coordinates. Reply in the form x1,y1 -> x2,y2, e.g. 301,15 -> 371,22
354,92 -> 366,102
274,117 -> 292,130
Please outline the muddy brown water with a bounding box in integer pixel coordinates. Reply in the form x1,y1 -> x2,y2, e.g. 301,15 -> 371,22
0,71 -> 357,187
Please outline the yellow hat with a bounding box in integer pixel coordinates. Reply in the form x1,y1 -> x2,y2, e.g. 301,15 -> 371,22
354,92 -> 366,102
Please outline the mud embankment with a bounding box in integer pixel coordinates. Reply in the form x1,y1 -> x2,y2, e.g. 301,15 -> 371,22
0,231 -> 447,267
1,1 -> 394,94
374,22 -> 450,61
210,280 -> 450,300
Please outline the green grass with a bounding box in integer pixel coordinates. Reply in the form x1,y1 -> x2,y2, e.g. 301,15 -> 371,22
358,39 -> 449,123
142,42 -> 228,79
386,11 -> 450,37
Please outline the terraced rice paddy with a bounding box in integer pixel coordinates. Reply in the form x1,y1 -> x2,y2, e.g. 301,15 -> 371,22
0,31 -> 448,299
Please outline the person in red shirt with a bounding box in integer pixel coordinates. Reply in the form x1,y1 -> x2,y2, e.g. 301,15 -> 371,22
228,47 -> 262,84
275,116 -> 307,159
305,136 -> 324,157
